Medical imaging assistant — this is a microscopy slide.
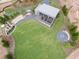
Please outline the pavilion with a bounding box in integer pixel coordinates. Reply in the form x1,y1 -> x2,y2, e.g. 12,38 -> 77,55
35,4 -> 60,27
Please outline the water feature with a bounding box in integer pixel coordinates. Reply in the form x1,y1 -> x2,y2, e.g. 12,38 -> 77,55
57,31 -> 70,42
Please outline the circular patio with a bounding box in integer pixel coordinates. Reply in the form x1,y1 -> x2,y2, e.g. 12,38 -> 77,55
57,30 -> 70,42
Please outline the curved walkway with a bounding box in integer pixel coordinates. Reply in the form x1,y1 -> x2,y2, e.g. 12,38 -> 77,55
0,1 -> 13,13
0,0 -> 18,13
66,48 -> 79,59
0,44 -> 7,59
2,34 -> 15,58
11,14 -> 36,26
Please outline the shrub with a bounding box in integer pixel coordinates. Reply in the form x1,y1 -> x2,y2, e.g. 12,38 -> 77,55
4,8 -> 20,20
0,14 -> 11,24
62,5 -> 68,16
6,53 -> 13,59
56,13 -> 60,18
68,24 -> 79,46
2,40 -> 9,48
0,16 -> 6,24
64,42 -> 73,48
69,41 -> 76,46
4,14 -> 10,20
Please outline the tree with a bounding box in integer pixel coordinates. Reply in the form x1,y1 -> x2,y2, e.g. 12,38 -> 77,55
0,16 -> 6,24
4,14 -> 10,21
6,53 -> 13,59
2,40 -> 9,48
68,24 -> 79,46
62,5 -> 68,16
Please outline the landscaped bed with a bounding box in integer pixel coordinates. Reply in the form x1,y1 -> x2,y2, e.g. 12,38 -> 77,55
12,11 -> 66,59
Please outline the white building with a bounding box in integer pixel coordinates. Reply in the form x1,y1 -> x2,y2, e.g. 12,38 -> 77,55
35,4 -> 60,27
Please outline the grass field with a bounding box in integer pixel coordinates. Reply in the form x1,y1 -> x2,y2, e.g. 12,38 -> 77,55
12,11 -> 66,59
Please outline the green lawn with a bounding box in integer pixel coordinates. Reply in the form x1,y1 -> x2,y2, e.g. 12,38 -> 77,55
12,11 -> 66,59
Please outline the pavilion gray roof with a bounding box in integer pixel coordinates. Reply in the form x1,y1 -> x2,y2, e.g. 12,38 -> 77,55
35,4 -> 60,18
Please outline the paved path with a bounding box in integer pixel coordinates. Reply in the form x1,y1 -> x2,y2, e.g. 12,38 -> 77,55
12,14 -> 36,26
0,45 -> 7,59
66,48 -> 79,59
0,1 -> 13,13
